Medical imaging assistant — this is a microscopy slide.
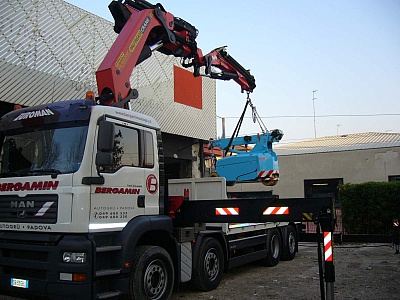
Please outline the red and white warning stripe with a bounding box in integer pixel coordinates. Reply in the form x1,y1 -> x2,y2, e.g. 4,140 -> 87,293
257,170 -> 279,179
324,232 -> 333,262
215,207 -> 239,215
263,207 -> 289,215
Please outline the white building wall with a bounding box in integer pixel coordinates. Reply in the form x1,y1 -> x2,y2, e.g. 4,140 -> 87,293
272,147 -> 400,198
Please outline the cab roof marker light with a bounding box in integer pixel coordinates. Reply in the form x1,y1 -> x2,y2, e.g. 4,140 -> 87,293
85,91 -> 95,101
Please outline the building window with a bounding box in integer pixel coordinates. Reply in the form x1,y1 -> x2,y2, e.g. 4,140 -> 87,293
389,175 -> 400,182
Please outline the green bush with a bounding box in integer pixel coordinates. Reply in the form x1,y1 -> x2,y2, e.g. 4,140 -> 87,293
339,181 -> 400,234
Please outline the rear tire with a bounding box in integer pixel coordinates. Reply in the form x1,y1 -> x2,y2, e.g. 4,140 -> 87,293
191,237 -> 224,291
281,225 -> 297,261
127,245 -> 174,300
260,228 -> 282,267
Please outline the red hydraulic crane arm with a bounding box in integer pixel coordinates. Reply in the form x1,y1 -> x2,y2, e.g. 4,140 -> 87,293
96,0 -> 256,107
194,46 -> 257,93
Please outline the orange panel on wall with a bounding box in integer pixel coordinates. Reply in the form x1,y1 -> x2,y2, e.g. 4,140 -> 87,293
174,66 -> 202,109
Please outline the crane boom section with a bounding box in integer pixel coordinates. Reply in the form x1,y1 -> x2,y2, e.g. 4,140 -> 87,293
96,4 -> 173,105
96,0 -> 256,106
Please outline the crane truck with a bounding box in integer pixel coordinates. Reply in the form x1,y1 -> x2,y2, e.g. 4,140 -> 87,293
0,1 -> 334,299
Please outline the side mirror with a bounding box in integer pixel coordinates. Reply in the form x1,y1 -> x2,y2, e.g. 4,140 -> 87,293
97,120 -> 115,152
96,121 -> 115,169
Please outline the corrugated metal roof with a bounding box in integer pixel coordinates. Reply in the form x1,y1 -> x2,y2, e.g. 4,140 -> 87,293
0,0 -> 116,106
275,132 -> 400,156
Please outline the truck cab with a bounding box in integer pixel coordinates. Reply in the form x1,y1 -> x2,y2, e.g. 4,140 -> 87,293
0,99 -> 173,299
0,99 -> 164,231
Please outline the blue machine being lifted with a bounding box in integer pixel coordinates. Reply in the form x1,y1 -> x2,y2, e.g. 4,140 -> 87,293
211,130 -> 283,186
210,95 -> 284,186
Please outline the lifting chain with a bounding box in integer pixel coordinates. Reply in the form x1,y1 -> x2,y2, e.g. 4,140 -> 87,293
246,92 -> 268,134
224,93 -> 268,156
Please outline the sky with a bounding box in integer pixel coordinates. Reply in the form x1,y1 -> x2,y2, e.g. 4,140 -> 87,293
65,0 -> 400,144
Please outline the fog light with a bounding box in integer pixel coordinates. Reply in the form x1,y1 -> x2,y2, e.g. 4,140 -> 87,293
60,273 -> 72,281
63,252 -> 87,263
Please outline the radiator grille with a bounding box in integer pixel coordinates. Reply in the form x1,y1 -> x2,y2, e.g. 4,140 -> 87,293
0,195 -> 58,224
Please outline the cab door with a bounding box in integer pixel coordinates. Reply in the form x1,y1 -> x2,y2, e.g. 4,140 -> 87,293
142,129 -> 160,215
89,119 -> 146,231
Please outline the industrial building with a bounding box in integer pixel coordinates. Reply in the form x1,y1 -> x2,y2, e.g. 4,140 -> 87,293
274,132 -> 400,201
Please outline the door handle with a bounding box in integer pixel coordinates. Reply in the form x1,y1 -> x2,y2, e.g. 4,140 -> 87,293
138,195 -> 145,208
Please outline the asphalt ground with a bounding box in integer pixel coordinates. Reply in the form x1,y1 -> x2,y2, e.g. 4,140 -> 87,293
1,242 -> 399,300
171,242 -> 400,300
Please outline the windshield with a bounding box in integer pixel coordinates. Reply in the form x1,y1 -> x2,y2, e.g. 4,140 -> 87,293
0,124 -> 88,177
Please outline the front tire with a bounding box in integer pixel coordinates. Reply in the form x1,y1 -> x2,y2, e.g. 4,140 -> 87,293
191,237 -> 224,291
128,245 -> 174,300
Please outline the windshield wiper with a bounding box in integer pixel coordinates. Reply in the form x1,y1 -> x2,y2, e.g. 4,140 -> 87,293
0,172 -> 20,178
30,169 -> 62,179
0,170 -> 32,178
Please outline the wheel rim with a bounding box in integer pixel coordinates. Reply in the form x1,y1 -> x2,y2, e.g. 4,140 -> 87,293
271,235 -> 280,258
288,231 -> 296,254
204,248 -> 219,281
144,259 -> 167,299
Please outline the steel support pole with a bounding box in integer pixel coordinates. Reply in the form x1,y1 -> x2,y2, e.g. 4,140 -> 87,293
316,224 -> 325,300
316,204 -> 335,300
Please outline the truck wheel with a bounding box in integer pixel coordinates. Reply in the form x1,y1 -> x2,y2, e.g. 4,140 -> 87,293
281,225 -> 297,261
192,237 -> 224,291
260,228 -> 282,267
128,245 -> 174,300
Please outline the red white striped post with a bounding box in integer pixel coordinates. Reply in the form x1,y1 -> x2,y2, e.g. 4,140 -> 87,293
324,232 -> 333,262
323,230 -> 335,300
317,206 -> 335,300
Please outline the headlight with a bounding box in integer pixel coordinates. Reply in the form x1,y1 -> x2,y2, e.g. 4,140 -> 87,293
63,252 -> 87,263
